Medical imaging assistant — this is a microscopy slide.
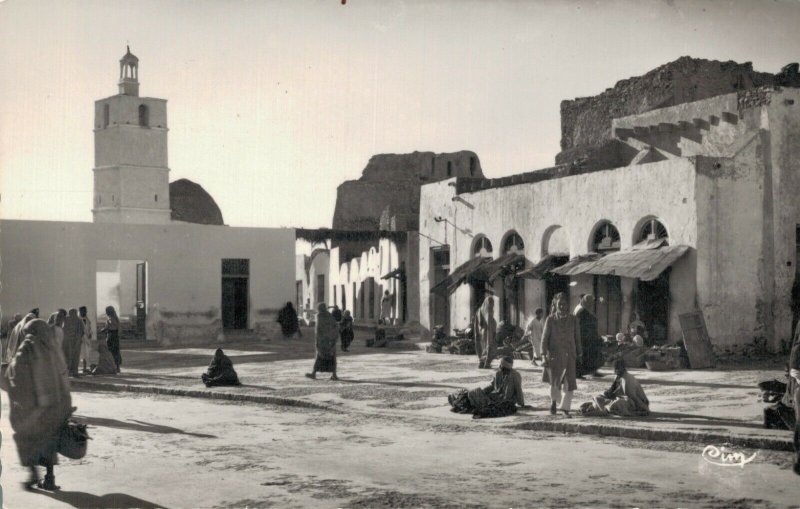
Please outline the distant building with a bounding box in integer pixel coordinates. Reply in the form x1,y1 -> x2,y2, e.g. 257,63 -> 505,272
298,151 -> 483,330
419,58 -> 800,354
1,48 -> 294,344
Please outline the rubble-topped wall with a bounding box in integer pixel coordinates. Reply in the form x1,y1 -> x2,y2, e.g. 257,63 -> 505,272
332,151 -> 482,231
558,57 -> 780,159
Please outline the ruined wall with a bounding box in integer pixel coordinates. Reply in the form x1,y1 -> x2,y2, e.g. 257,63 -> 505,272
332,151 -> 483,231
558,57 -> 776,161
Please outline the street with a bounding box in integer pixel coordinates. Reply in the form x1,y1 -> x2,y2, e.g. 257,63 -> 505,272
2,390 -> 797,509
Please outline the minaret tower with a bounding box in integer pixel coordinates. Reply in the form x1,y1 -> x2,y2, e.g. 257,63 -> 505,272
92,46 -> 171,224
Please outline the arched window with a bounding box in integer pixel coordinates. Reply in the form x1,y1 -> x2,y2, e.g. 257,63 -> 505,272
502,232 -> 524,255
473,236 -> 493,258
591,221 -> 621,253
638,218 -> 669,244
138,104 -> 149,127
103,104 -> 110,128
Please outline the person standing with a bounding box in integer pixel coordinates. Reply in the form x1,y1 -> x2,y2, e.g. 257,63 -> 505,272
6,319 -> 73,491
575,295 -> 604,378
47,311 -> 66,352
306,303 -> 339,381
473,294 -> 497,369
101,306 -> 122,373
78,306 -> 93,373
61,309 -> 85,377
340,310 -> 354,352
541,292 -> 582,417
379,290 -> 393,325
523,307 -> 545,365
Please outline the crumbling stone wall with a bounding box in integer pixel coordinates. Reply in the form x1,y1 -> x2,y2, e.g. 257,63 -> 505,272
332,151 -> 482,231
558,57 -> 778,161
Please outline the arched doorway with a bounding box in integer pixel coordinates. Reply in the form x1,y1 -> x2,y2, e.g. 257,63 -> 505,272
590,220 -> 622,336
635,218 -> 670,344
500,231 -> 525,326
542,226 -> 571,315
471,235 -> 493,316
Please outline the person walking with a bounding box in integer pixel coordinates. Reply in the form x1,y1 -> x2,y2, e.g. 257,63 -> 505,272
306,303 -> 339,381
47,310 -> 66,352
473,293 -> 497,369
101,306 -> 122,373
6,319 -> 73,491
78,306 -> 93,373
541,292 -> 582,417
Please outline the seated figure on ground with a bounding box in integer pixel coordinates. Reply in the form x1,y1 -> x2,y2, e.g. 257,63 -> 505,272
580,359 -> 650,417
201,348 -> 241,387
448,356 -> 525,419
91,342 -> 118,375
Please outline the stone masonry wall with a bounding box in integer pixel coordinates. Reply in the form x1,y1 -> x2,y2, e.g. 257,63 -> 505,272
558,57 -> 776,159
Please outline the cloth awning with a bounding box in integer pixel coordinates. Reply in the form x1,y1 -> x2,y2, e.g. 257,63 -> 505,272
550,253 -> 602,277
550,245 -> 690,281
482,253 -> 527,281
430,256 -> 492,296
518,254 -> 570,279
381,268 -> 405,281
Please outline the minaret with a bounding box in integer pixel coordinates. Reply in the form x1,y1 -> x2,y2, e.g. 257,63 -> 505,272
92,47 -> 171,224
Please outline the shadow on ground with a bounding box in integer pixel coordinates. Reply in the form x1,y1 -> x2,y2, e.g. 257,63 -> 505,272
74,415 -> 217,439
32,489 -> 165,509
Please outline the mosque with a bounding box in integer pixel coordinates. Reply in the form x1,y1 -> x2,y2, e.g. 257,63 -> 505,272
0,48 -> 295,344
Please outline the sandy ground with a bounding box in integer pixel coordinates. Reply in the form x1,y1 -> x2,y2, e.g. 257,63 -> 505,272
77,339 -> 793,444
2,391 -> 798,509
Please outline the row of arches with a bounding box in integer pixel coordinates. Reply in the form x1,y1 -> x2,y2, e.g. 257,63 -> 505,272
470,217 -> 670,259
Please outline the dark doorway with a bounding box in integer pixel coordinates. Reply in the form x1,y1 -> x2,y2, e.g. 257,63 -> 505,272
341,285 -> 346,311
296,281 -> 303,311
400,262 -> 408,323
352,282 -> 358,318
431,247 -> 450,332
594,275 -> 622,336
359,281 -> 366,319
545,273 -> 571,315
637,269 -> 671,344
367,277 -> 376,319
501,277 -> 524,326
222,259 -> 249,330
135,262 -> 147,340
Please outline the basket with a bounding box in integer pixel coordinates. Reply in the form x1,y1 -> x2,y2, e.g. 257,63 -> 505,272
58,420 -> 90,460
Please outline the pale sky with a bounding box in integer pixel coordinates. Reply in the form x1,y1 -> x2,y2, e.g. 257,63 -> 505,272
2,0 -> 800,228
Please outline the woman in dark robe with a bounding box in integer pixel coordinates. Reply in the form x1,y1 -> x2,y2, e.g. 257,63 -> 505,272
6,319 -> 73,491
100,306 -> 121,373
340,310 -> 354,352
277,302 -> 302,339
306,303 -> 339,380
201,348 -> 241,387
91,341 -> 118,375
62,308 -> 85,377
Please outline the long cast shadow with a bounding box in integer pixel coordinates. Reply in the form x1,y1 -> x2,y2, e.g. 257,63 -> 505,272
627,411 -> 766,430
637,378 -> 754,390
338,378 -> 463,390
74,415 -> 217,439
33,489 -> 165,509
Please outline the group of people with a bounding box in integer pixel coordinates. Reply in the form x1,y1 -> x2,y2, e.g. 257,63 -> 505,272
456,291 -> 649,419
3,305 -> 122,378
